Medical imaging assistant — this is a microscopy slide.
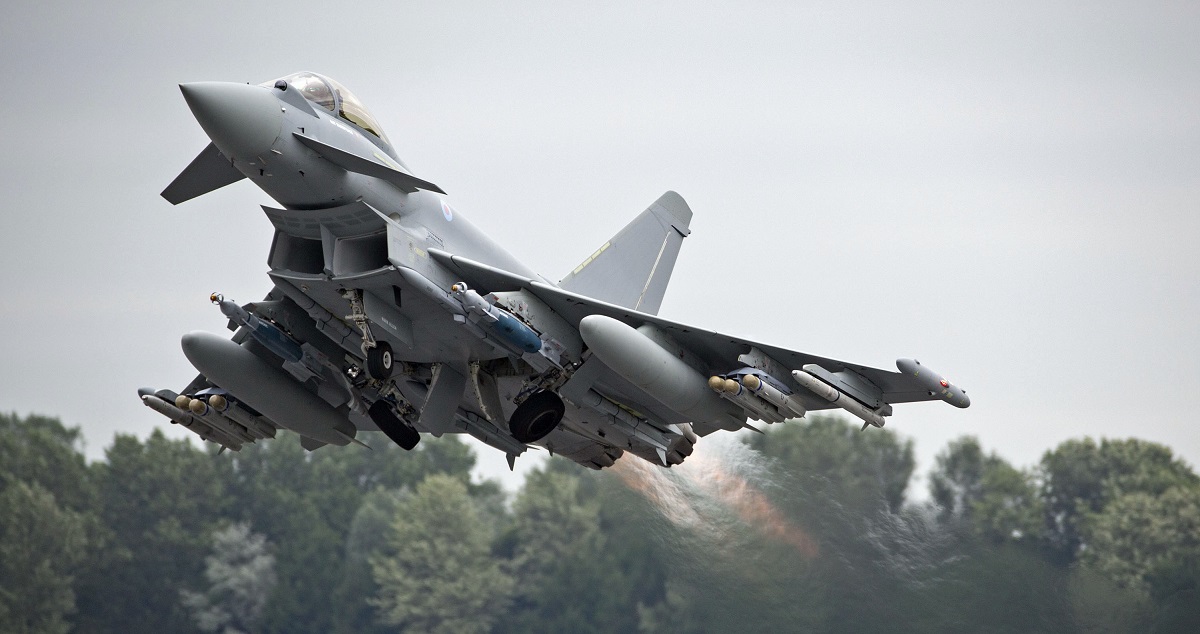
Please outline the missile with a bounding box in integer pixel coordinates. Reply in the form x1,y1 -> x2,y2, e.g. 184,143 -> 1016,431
213,294 -> 304,363
791,369 -> 887,429
741,374 -> 808,418
895,358 -> 970,408
205,393 -> 277,438
579,315 -> 742,430
181,331 -> 357,446
139,391 -> 244,449
186,398 -> 259,443
707,376 -> 786,423
573,388 -> 677,462
451,283 -> 543,353
276,279 -> 357,347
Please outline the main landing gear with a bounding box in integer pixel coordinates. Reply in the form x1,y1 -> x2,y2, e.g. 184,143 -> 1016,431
508,390 -> 565,443
369,399 -> 420,450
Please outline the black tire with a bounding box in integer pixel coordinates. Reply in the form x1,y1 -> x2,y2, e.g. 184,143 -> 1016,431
368,400 -> 420,450
366,341 -> 394,379
508,390 -> 565,443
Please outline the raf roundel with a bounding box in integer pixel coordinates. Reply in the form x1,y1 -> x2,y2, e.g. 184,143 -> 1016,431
440,199 -> 454,222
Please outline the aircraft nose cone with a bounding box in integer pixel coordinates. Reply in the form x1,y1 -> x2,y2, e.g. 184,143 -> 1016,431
180,82 -> 282,161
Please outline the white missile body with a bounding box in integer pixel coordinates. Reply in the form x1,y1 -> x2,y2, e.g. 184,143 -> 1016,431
791,369 -> 887,428
181,331 -> 357,446
707,376 -> 786,423
578,315 -> 742,431
740,374 -> 808,419
140,392 -> 244,449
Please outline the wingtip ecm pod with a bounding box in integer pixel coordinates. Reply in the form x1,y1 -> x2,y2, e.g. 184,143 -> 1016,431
895,358 -> 970,408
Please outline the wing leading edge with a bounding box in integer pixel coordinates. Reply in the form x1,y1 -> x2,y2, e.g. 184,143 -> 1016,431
428,248 -> 968,434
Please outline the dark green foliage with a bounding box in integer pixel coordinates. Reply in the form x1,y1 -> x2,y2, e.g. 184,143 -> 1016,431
0,412 -> 94,513
217,431 -> 478,634
75,430 -> 228,633
0,480 -> 88,634
3,410 -> 1199,632
496,461 -> 667,634
369,474 -> 512,634
0,413 -> 97,634
1039,438 -> 1199,564
929,436 -> 1043,544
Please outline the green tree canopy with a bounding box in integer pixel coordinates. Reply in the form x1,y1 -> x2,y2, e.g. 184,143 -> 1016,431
370,474 -> 513,634
75,430 -> 227,634
0,481 -> 87,634
929,436 -> 1042,544
1082,486 -> 1200,596
1039,438 -> 1199,563
182,522 -> 277,634
0,412 -> 94,512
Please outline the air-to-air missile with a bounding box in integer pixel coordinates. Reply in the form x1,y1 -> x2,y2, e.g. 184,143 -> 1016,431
740,373 -> 808,419
791,368 -> 889,429
707,375 -> 789,424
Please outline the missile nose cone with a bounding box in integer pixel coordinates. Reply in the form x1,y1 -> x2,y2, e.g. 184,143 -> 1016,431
179,82 -> 282,161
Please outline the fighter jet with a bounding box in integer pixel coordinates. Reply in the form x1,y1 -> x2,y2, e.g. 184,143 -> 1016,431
140,72 -> 970,469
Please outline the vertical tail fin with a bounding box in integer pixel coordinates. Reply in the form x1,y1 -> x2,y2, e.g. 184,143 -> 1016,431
558,191 -> 692,315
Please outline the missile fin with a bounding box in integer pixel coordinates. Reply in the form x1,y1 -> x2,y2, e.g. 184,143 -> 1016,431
333,429 -> 371,449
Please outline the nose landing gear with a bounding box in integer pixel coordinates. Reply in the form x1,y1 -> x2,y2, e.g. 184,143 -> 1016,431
367,341 -> 394,379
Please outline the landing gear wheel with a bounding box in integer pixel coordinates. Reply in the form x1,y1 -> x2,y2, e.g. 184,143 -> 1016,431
366,341 -> 394,380
368,400 -> 420,450
508,390 -> 565,443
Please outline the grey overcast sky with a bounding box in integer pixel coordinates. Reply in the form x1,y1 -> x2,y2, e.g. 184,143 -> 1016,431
1,0 -> 1197,492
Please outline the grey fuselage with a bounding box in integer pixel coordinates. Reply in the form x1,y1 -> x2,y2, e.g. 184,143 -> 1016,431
189,77 -> 541,369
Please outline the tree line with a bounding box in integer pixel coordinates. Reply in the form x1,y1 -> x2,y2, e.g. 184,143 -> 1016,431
1,411 -> 1197,633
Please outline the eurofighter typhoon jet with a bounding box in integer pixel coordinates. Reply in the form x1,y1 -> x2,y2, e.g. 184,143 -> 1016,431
141,72 -> 970,469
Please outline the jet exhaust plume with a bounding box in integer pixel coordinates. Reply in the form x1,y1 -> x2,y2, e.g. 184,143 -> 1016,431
611,436 -> 819,560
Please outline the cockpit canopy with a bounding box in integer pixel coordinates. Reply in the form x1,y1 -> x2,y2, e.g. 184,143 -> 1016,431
265,72 -> 391,147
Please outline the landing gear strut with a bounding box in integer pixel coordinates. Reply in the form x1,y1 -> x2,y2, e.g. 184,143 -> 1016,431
342,288 -> 392,380
508,390 -> 565,443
